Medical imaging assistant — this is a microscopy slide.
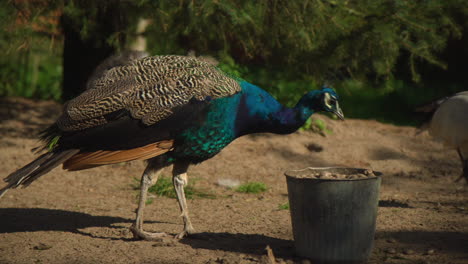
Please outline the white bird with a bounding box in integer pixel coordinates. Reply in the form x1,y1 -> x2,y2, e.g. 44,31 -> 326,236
419,91 -> 468,182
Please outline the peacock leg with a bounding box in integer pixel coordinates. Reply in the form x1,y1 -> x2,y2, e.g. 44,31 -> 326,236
455,149 -> 468,183
172,161 -> 195,239
463,159 -> 468,183
130,161 -> 167,241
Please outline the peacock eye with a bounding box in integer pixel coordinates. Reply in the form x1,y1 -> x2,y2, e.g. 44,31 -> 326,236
323,93 -> 336,108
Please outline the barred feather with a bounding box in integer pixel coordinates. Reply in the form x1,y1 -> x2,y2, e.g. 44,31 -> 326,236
58,55 -> 241,132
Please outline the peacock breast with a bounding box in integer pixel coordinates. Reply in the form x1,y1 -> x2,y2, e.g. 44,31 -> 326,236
171,94 -> 241,162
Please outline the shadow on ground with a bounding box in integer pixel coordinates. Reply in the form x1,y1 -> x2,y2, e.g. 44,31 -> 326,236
181,230 -> 467,261
378,199 -> 412,208
376,230 -> 468,255
181,232 -> 295,258
0,98 -> 60,138
0,208 -> 132,234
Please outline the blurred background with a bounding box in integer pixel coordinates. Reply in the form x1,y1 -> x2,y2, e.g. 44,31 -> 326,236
1,0 -> 467,125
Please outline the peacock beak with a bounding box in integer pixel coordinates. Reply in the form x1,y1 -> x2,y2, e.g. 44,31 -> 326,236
333,105 -> 345,120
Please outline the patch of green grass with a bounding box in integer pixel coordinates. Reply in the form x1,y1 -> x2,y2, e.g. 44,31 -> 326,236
301,117 -> 333,136
147,177 -> 175,198
133,176 -> 216,203
235,182 -> 267,194
278,202 -> 290,210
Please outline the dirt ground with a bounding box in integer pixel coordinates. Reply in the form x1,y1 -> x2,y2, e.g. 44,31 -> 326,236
0,97 -> 467,264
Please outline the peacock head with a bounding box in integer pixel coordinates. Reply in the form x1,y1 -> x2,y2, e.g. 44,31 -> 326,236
299,87 -> 344,120
320,87 -> 344,120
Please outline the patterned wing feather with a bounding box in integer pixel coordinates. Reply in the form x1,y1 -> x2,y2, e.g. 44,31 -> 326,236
58,55 -> 241,131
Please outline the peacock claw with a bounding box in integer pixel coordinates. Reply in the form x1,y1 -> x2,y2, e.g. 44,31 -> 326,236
175,226 -> 196,239
175,230 -> 194,239
129,224 -> 169,241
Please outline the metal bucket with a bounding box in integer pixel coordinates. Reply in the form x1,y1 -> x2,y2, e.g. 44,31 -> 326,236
285,167 -> 382,264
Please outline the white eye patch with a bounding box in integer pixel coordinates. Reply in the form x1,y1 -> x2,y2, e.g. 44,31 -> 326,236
324,93 -> 332,108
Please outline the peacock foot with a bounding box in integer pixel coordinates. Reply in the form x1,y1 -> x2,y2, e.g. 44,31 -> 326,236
464,161 -> 468,184
175,225 -> 196,239
130,224 -> 169,241
455,162 -> 468,184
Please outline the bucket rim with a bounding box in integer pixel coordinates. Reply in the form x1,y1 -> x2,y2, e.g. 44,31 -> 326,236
284,166 -> 382,182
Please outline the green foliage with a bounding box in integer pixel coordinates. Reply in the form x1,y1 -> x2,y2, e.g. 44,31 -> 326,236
300,118 -> 314,131
140,176 -> 216,200
47,136 -> 61,151
218,57 -> 318,107
62,0 -> 136,48
301,117 -> 333,135
0,1 -> 62,54
235,182 -> 267,194
335,78 -> 466,125
278,202 -> 289,210
220,54 -> 466,126
0,0 -> 467,125
147,177 -> 174,198
141,0 -> 467,82
0,51 -> 62,100
0,1 -> 63,100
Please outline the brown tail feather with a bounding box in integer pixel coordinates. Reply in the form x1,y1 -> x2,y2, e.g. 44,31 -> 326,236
63,140 -> 174,171
1,149 -> 80,198
22,150 -> 80,187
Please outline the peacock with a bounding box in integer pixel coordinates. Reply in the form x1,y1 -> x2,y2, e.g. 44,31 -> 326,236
417,91 -> 468,182
0,55 -> 344,240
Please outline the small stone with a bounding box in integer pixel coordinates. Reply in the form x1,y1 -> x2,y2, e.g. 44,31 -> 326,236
217,178 -> 240,188
33,243 -> 52,250
306,143 -> 323,152
320,172 -> 332,179
385,248 -> 397,254
425,249 -> 436,255
403,249 -> 415,255
386,238 -> 397,243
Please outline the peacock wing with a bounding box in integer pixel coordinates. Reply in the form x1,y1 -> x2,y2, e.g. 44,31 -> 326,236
43,56 -> 241,170
57,55 -> 241,132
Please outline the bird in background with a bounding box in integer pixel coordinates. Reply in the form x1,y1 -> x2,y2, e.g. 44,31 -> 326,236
0,55 -> 344,240
416,91 -> 468,183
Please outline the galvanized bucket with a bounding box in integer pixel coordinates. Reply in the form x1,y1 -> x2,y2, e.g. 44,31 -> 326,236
285,167 -> 382,264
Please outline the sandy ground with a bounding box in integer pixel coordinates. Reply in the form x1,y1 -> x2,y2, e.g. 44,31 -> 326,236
0,97 -> 467,264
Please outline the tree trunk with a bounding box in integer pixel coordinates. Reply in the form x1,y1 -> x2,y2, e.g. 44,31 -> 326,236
61,2 -> 127,101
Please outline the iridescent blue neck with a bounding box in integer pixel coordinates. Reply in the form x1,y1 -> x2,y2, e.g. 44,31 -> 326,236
236,82 -> 322,136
